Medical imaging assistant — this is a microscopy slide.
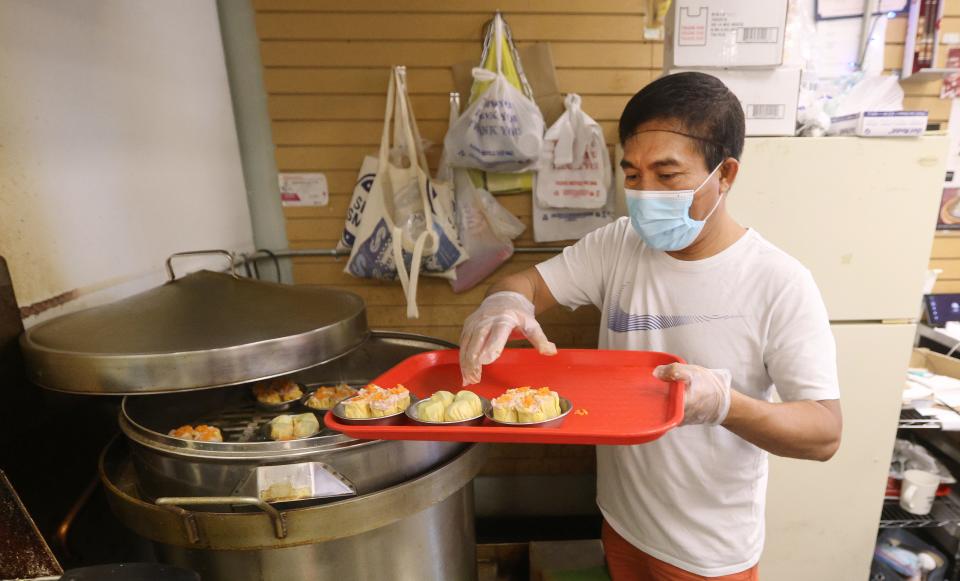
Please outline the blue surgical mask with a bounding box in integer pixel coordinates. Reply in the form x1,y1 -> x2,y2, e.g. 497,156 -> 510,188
625,163 -> 724,251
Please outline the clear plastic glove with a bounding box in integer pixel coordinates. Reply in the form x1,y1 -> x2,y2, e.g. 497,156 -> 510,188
460,291 -> 557,385
653,363 -> 732,426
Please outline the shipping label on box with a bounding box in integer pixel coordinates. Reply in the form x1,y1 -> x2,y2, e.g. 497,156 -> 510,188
279,172 -> 329,207
669,67 -> 800,136
828,111 -> 928,137
665,0 -> 788,68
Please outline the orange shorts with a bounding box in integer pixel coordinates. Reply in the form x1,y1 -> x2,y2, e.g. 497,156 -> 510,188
602,520 -> 759,581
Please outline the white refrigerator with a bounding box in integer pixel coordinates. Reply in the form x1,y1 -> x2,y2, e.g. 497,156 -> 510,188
726,136 -> 947,580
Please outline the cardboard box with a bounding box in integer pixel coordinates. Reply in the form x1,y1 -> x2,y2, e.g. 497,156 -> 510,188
911,348 -> 960,379
828,111 -> 929,137
664,0 -> 788,68
669,67 -> 801,136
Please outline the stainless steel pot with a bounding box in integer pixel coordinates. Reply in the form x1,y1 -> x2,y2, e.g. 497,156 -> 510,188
119,332 -> 466,507
101,437 -> 486,581
102,331 -> 483,580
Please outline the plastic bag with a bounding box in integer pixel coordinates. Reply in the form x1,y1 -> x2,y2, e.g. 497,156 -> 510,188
345,67 -> 466,318
533,174 -> 615,243
442,92 -> 524,292
452,168 -> 525,292
444,13 -> 544,173
535,94 -> 610,209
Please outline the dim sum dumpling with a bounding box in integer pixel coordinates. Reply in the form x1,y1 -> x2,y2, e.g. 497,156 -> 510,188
292,413 -> 320,438
444,399 -> 479,422
418,398 -> 446,422
194,425 -> 223,442
369,393 -> 399,417
432,390 -> 456,407
492,402 -> 518,423
343,397 -> 371,419
517,395 -> 548,423
269,415 -> 294,441
454,390 -> 483,416
389,385 -> 411,412
536,394 -> 561,419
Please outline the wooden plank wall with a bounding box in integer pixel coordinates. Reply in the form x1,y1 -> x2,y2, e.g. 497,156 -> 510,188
887,2 -> 960,292
252,0 -> 662,347
255,1 -> 960,318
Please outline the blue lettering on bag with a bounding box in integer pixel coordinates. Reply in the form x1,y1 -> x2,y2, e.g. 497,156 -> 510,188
348,218 -> 398,280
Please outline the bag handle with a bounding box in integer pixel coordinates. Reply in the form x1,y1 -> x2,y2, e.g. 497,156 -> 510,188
395,67 -> 431,174
435,92 -> 460,185
471,13 -> 505,83
393,66 -> 436,246
392,226 -> 432,319
554,93 -> 586,167
378,69 -> 397,165
494,12 -> 503,74
389,66 -> 438,318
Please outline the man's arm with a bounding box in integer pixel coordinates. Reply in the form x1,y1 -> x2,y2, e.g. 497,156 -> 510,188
723,395 -> 842,461
486,267 -> 559,315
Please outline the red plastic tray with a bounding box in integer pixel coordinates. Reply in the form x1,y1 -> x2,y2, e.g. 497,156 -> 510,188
323,349 -> 685,445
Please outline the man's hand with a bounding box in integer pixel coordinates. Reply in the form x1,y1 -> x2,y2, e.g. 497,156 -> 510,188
460,291 -> 557,385
656,363 -> 842,461
654,363 -> 732,426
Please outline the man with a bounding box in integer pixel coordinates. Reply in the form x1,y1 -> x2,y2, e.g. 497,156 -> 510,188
458,72 -> 842,580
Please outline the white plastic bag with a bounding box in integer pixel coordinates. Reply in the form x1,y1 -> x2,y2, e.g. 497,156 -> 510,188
441,92 -> 524,293
337,155 -> 378,251
535,94 -> 610,209
533,174 -> 615,243
444,13 -> 544,173
452,168 -> 525,292
345,67 -> 466,317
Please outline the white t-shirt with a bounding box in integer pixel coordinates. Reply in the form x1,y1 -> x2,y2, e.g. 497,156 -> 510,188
536,217 -> 839,577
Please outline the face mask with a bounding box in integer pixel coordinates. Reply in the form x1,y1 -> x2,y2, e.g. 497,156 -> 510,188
625,163 -> 724,251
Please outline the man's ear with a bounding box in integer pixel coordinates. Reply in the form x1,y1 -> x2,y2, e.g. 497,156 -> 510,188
719,157 -> 740,194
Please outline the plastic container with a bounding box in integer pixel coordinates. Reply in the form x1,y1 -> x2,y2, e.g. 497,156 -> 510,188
324,349 -> 685,445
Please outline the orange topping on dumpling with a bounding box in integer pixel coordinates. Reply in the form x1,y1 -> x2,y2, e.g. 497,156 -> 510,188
169,425 -> 196,439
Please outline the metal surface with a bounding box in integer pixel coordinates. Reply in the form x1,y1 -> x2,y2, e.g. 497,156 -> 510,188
158,484 -> 476,581
879,495 -> 960,528
157,496 -> 288,541
60,563 -> 199,581
119,332 -> 465,504
101,331 -> 479,580
0,470 -> 63,579
100,436 -> 485,546
484,397 -> 573,428
406,397 -> 492,427
251,462 -> 356,504
166,250 -> 237,280
899,407 -> 944,429
20,269 -> 368,394
121,385 -> 462,504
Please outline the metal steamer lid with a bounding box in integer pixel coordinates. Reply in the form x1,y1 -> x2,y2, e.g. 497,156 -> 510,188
20,251 -> 368,395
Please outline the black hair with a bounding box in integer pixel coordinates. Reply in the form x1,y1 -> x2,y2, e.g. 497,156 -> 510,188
618,72 -> 745,170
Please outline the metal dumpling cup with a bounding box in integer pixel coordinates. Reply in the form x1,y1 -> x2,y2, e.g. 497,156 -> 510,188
484,396 -> 573,428
260,412 -> 322,441
252,381 -> 308,412
331,394 -> 417,426
406,396 -> 491,427
300,385 -> 359,411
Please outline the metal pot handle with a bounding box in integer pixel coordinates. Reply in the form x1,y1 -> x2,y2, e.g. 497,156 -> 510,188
155,496 -> 287,542
165,250 -> 238,281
